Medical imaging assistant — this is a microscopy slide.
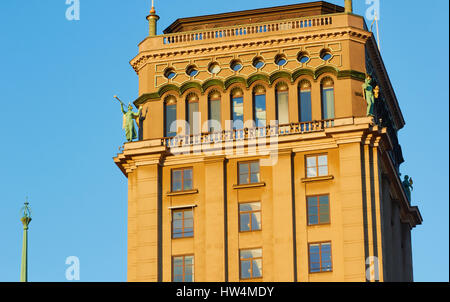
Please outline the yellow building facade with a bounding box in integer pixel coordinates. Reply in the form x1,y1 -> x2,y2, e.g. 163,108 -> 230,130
114,1 -> 422,282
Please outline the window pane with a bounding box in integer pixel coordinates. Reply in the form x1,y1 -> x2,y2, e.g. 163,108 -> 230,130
318,166 -> 328,176
308,205 -> 318,216
184,219 -> 193,229
250,172 -> 260,183
239,163 -> 249,174
252,259 -> 263,278
320,214 -> 330,224
307,167 -> 317,178
321,243 -> 331,252
173,257 -> 183,266
173,219 -> 182,229
309,244 -> 320,254
306,157 -> 316,168
300,90 -> 312,122
254,94 -> 266,127
232,97 -> 244,129
308,215 -> 319,225
277,91 -> 289,125
319,195 -> 329,204
240,213 -> 250,232
318,155 -> 328,166
239,174 -> 249,185
185,256 -> 194,266
322,87 -> 335,119
209,99 -> 221,132
166,104 -> 177,137
251,212 -> 261,230
250,162 -> 259,174
187,102 -> 199,135
173,211 -> 183,220
172,170 -> 182,191
240,260 -> 251,279
183,209 -> 193,219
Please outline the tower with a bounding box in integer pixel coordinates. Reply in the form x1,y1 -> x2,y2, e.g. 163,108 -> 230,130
114,1 -> 422,282
20,200 -> 32,282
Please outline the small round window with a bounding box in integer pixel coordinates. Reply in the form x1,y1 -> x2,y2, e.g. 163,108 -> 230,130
252,57 -> 265,69
230,60 -> 243,72
164,68 -> 176,79
208,62 -> 221,74
275,54 -> 287,66
186,65 -> 199,77
297,52 -> 310,64
320,49 -> 333,61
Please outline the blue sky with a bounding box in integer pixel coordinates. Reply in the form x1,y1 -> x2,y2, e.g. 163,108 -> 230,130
0,0 -> 448,282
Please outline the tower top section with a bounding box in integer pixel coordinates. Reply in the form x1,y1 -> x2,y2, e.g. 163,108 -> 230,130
164,1 -> 344,34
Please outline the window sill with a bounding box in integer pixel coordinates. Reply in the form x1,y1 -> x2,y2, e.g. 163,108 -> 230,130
309,270 -> 333,275
233,182 -> 266,189
301,175 -> 334,183
166,189 -> 198,196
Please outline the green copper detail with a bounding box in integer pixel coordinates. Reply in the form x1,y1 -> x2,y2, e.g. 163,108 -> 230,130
20,200 -> 32,282
362,74 -> 379,117
121,103 -> 142,142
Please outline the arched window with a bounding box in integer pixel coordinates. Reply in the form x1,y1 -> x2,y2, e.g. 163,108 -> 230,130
321,77 -> 335,120
164,95 -> 177,137
253,85 -> 266,127
186,93 -> 199,135
231,88 -> 244,130
276,82 -> 289,125
208,90 -> 221,133
298,80 -> 312,123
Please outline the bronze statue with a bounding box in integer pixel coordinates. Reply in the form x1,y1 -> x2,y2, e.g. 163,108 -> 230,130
115,96 -> 142,142
362,75 -> 379,117
402,175 -> 414,202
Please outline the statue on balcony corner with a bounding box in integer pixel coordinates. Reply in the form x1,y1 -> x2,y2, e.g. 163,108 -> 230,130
114,95 -> 142,142
362,75 -> 379,117
402,175 -> 414,202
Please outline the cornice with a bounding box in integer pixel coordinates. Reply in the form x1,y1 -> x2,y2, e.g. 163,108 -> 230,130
130,27 -> 370,73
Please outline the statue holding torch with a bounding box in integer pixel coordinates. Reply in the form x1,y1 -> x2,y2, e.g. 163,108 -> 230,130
114,95 -> 142,142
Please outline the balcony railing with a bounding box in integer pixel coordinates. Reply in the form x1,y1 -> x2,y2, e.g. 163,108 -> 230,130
162,119 -> 334,148
162,15 -> 333,45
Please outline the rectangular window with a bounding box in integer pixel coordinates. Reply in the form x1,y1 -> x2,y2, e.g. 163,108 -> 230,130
240,248 -> 262,279
171,168 -> 193,192
322,87 -> 335,120
276,90 -> 289,125
299,88 -> 312,123
307,195 -> 330,225
232,96 -> 244,130
239,202 -> 262,232
254,94 -> 266,127
172,208 -> 194,238
165,104 -> 177,137
209,99 -> 221,133
187,101 -> 199,135
309,242 -> 332,273
238,161 -> 260,185
306,154 -> 328,178
172,255 -> 194,282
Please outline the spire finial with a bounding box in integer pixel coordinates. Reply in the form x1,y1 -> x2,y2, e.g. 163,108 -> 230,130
150,0 -> 156,14
20,198 -> 32,282
147,0 -> 159,36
